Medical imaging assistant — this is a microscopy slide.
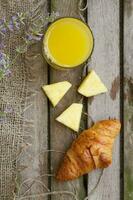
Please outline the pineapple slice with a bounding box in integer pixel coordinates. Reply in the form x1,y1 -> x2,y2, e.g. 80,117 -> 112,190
56,103 -> 83,132
42,81 -> 72,107
78,70 -> 107,97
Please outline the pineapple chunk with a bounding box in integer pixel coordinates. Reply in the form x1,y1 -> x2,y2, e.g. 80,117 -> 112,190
42,81 -> 72,107
56,103 -> 83,132
78,70 -> 107,97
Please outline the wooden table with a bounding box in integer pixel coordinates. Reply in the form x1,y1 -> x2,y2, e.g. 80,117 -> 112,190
1,0 -> 133,199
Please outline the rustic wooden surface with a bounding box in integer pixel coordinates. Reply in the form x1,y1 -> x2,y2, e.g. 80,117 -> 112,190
1,0 -> 132,199
124,1 -> 133,200
87,1 -> 120,199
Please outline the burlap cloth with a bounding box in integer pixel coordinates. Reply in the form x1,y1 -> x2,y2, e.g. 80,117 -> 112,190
0,0 -> 48,199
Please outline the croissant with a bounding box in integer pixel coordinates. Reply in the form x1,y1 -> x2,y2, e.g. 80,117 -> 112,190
56,119 -> 121,181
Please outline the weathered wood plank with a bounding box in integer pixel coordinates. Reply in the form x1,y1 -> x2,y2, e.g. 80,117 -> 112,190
16,1 -> 49,198
50,0 -> 86,199
124,1 -> 133,199
87,1 -> 120,199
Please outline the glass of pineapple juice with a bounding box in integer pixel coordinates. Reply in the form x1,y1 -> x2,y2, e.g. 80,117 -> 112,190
43,17 -> 94,70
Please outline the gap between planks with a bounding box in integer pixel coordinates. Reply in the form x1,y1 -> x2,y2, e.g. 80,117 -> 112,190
119,0 -> 124,199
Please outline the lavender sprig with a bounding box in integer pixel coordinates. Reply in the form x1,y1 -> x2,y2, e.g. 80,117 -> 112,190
15,12 -> 59,54
0,13 -> 26,35
0,11 -> 59,80
0,52 -> 11,79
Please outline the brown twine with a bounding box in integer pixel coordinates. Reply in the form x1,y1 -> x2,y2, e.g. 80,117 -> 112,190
14,149 -> 103,200
78,0 -> 88,21
13,173 -> 79,200
14,171 -> 103,200
14,190 -> 79,200
14,149 -> 78,199
78,0 -> 88,11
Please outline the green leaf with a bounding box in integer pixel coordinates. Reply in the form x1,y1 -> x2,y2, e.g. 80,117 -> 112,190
16,44 -> 28,54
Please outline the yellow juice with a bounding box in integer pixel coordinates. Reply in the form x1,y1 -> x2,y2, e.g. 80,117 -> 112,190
43,18 -> 94,69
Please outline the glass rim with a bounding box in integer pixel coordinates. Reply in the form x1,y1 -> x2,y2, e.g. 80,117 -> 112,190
43,17 -> 94,69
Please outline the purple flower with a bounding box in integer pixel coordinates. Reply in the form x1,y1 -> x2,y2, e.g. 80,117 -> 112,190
0,52 -> 3,60
0,53 -> 10,80
8,20 -> 14,31
11,15 -> 20,30
26,34 -> 33,41
0,18 -> 6,26
26,32 -> 43,42
5,69 -> 11,77
12,15 -> 17,22
1,27 -> 6,34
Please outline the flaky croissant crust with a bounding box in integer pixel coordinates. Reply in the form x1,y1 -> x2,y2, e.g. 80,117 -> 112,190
56,119 -> 121,181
